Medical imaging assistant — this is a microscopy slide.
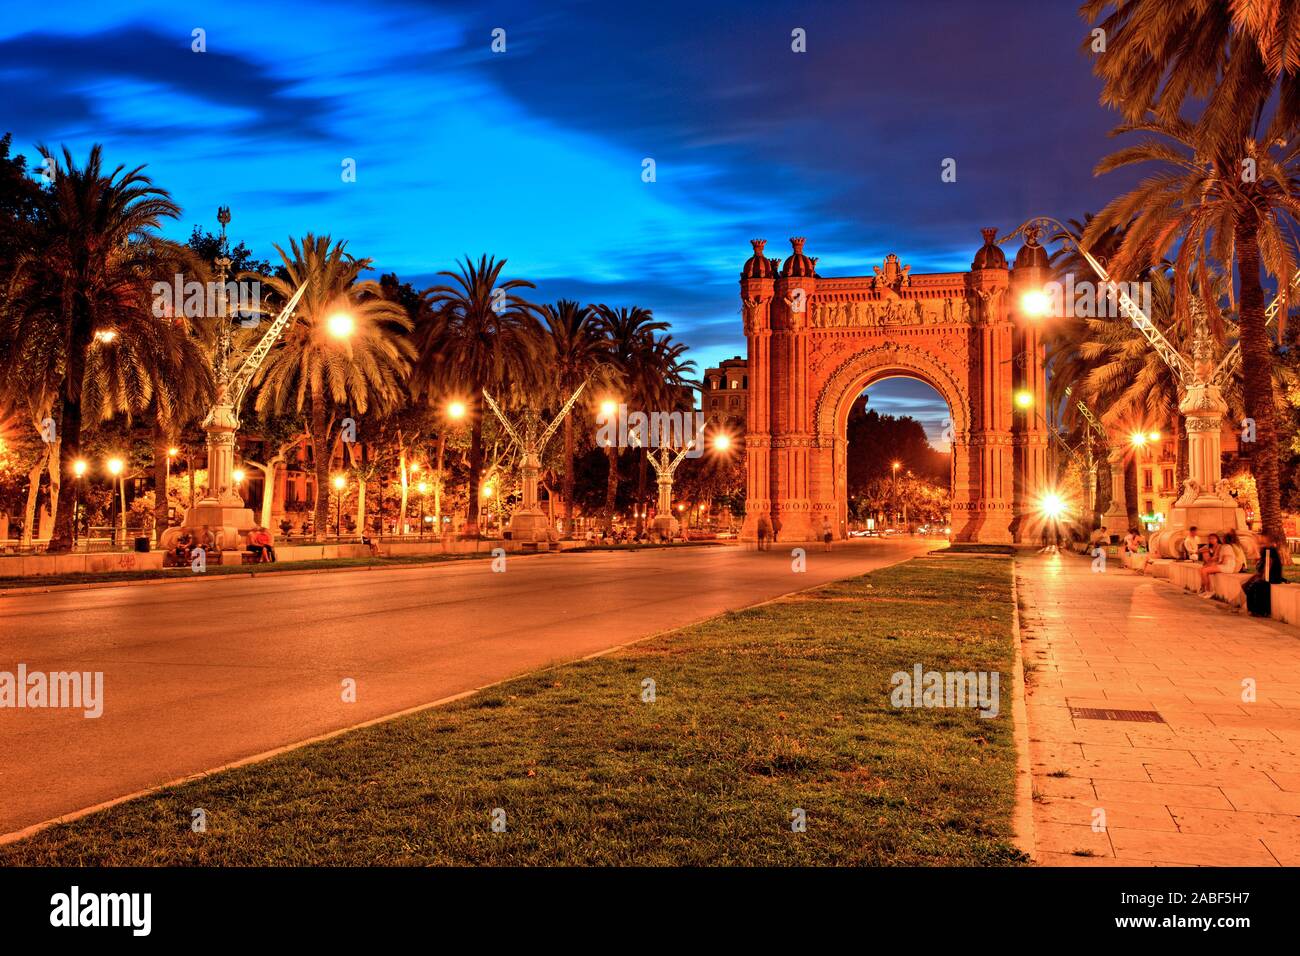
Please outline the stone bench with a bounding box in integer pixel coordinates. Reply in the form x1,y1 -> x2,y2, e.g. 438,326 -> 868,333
1126,552 -> 1155,572
1211,572 -> 1254,607
1145,559 -> 1174,578
1167,562 -> 1203,592
1270,583 -> 1300,625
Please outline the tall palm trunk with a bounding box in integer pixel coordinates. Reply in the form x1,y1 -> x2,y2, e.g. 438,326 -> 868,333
562,415 -> 575,535
47,396 -> 82,553
152,426 -> 169,545
465,419 -> 483,536
604,445 -> 619,529
1236,212 -> 1285,541
310,398 -> 330,540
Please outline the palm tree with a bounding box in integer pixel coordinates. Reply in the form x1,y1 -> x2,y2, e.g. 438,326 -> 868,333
543,299 -> 608,535
593,305 -> 667,528
251,234 -> 414,539
1082,0 -> 1300,156
1081,1 -> 1300,542
412,255 -> 546,535
1083,117 -> 1300,540
0,145 -> 181,551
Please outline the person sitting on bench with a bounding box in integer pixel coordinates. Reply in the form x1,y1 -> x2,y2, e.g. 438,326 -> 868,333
246,526 -> 275,563
1243,532 -> 1287,617
172,530 -> 193,565
1197,533 -> 1226,597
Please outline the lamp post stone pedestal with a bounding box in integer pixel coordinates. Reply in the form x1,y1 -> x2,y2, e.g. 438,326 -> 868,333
507,447 -> 552,544
1149,324 -> 1257,560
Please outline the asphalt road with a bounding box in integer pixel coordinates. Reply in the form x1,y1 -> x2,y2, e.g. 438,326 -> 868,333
0,537 -> 931,837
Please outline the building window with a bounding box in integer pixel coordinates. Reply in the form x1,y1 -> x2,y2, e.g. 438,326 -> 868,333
1143,469 -> 1153,492
1162,468 -> 1174,490
730,380 -> 738,389
743,375 -> 748,389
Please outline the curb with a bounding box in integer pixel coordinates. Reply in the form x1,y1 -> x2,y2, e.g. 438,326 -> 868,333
0,548 -> 550,597
1009,561 -> 1039,863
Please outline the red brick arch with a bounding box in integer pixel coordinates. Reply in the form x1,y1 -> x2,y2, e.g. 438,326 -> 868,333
738,236 -> 1051,543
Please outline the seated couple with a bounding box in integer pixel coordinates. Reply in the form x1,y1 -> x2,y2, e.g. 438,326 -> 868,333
245,527 -> 277,562
171,526 -> 214,564
1194,531 -> 1246,597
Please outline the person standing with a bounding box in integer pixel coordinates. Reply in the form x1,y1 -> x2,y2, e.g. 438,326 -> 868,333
821,516 -> 833,552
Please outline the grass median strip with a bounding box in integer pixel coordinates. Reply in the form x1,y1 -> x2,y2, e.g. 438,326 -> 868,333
1,555 -> 1023,865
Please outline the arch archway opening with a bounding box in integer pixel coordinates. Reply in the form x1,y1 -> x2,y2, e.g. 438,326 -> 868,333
842,375 -> 953,537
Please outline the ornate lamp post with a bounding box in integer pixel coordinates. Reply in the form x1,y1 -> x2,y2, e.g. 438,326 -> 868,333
160,209 -> 308,555
1003,216 -> 1259,558
481,379 -> 593,544
647,431 -> 731,540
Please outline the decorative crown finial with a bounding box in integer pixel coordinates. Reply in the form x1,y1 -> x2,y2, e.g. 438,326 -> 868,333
751,239 -> 767,255
981,227 -> 997,244
790,237 -> 806,254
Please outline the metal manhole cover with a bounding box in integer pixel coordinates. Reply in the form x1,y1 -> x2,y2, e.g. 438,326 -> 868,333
1070,707 -> 1165,723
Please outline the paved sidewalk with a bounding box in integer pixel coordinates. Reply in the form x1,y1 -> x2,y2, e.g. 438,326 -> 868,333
1016,552 -> 1300,866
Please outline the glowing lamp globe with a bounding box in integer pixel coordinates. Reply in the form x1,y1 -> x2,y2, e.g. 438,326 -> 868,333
1020,290 -> 1052,318
326,312 -> 355,339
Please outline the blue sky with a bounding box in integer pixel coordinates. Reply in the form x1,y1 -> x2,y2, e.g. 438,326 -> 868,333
0,0 -> 1140,442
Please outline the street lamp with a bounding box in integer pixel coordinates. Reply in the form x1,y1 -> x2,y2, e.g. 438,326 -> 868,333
326,312 -> 355,339
1014,390 -> 1034,410
1020,289 -> 1052,318
72,459 -> 87,546
332,473 -> 346,537
432,398 -> 469,534
1038,490 -> 1068,554
599,398 -> 619,446
713,432 -> 732,452
107,456 -> 126,546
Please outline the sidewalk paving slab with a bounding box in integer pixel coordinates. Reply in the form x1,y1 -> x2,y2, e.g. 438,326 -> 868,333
1016,552 -> 1300,867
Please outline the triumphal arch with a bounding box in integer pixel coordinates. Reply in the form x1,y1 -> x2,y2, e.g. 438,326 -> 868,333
739,230 -> 1051,543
